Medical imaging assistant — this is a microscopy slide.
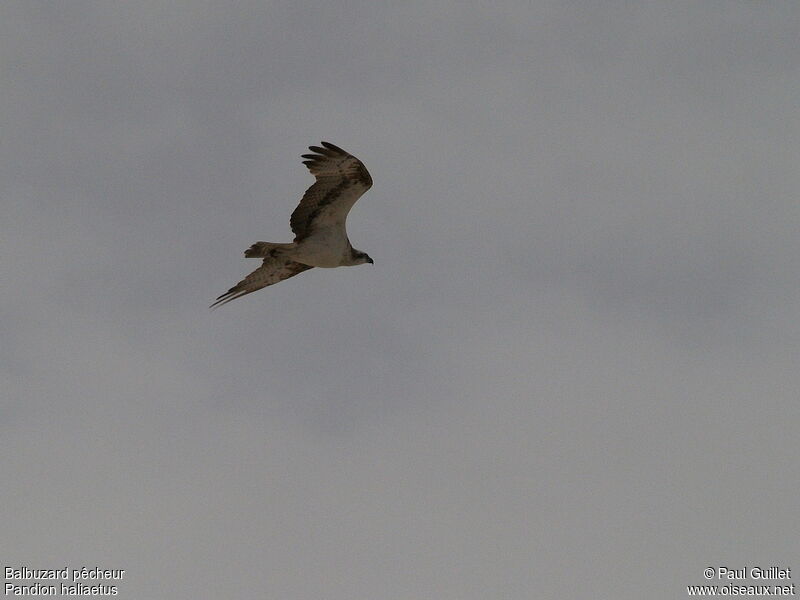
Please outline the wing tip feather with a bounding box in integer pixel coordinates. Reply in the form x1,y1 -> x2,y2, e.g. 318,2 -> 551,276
320,141 -> 346,153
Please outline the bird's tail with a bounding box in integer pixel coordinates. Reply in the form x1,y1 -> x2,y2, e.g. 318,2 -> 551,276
244,241 -> 296,258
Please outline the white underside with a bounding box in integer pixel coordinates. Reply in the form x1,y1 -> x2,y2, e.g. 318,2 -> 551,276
289,233 -> 352,268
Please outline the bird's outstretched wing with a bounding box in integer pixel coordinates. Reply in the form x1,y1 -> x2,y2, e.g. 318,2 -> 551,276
290,142 -> 373,242
211,256 -> 313,308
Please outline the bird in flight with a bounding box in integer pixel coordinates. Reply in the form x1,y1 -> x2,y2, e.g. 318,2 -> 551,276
211,142 -> 374,307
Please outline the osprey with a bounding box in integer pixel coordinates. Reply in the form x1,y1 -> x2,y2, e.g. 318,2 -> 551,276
211,142 -> 374,308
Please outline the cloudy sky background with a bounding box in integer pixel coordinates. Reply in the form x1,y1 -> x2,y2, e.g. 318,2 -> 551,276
2,2 -> 798,598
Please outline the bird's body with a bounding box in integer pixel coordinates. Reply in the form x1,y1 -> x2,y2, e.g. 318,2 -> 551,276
294,229 -> 358,267
211,142 -> 373,308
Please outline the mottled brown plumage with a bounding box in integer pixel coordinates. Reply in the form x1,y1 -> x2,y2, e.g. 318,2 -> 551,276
291,142 -> 373,241
210,257 -> 313,308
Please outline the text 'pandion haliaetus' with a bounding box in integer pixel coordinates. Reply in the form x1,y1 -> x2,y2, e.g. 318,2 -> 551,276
211,142 -> 373,307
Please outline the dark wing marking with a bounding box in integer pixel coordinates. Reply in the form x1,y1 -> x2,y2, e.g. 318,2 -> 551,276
290,141 -> 373,241
210,257 -> 313,308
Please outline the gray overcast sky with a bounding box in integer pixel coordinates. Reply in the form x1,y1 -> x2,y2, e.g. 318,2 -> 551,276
2,2 -> 798,598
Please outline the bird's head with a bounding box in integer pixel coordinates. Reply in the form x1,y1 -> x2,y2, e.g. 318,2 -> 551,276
351,249 -> 374,265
